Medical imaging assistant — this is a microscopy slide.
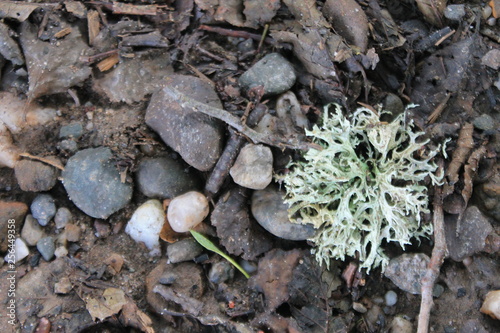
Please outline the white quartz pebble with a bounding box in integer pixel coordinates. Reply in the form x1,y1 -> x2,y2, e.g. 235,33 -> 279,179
480,290 -> 500,320
4,238 -> 30,262
167,191 -> 209,233
125,199 -> 165,256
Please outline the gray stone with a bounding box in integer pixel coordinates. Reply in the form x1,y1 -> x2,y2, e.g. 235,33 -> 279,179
92,49 -> 173,104
59,122 -> 83,139
383,93 -> 405,119
208,261 -> 234,284
15,159 -> 59,192
21,214 -> 45,246
445,206 -> 493,261
384,253 -> 430,294
473,114 -> 496,131
384,290 -> 397,306
54,207 -> 72,229
239,53 -> 296,96
433,284 -> 445,298
37,236 -> 55,261
251,185 -> 316,240
136,156 -> 199,199
444,5 -> 466,21
166,238 -> 203,264
62,147 -> 133,219
31,194 -> 56,226
230,144 -> 273,190
145,75 -> 224,171
59,139 -> 78,153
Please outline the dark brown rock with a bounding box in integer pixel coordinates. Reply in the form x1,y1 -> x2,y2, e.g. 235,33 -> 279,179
145,75 -> 224,171
15,159 -> 59,192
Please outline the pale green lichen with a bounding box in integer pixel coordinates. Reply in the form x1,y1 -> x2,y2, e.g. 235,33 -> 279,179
277,104 -> 442,272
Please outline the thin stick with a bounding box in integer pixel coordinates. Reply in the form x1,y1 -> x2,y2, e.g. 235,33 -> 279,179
162,85 -> 320,151
417,182 -> 446,333
19,153 -> 65,170
199,25 -> 274,44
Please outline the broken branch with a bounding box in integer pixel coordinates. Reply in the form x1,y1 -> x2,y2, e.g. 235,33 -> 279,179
417,179 -> 446,333
161,86 -> 320,151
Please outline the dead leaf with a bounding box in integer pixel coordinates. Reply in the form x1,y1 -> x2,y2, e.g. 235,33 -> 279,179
211,187 -> 273,260
446,123 -> 474,187
323,0 -> 369,52
249,249 -> 302,310
119,303 -> 155,333
282,0 -> 330,29
87,10 -> 100,46
271,30 -> 337,80
20,20 -> 92,99
243,0 -> 280,28
0,22 -> 24,66
415,0 -> 446,27
461,144 -> 488,213
0,1 -> 46,22
85,287 -> 127,321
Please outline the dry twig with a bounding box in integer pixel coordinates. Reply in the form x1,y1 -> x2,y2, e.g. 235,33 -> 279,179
162,85 -> 320,151
417,178 -> 446,333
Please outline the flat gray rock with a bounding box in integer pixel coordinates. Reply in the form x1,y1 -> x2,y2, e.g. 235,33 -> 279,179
62,147 -> 133,219
251,185 -> 316,240
136,156 -> 200,199
145,75 -> 224,171
445,206 -> 493,261
239,53 -> 296,96
384,253 -> 430,294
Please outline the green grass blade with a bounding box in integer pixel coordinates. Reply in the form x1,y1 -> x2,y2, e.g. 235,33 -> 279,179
190,230 -> 250,279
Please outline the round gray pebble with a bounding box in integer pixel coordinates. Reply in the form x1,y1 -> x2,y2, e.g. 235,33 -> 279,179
444,5 -> 466,21
433,283 -> 445,298
166,238 -> 204,264
31,194 -> 56,226
62,147 -> 133,219
59,122 -> 83,139
208,261 -> 234,284
251,185 -> 316,240
136,156 -> 199,199
37,236 -> 55,261
473,114 -> 496,131
59,139 -> 78,153
54,207 -> 72,229
239,53 -> 296,96
385,290 -> 398,306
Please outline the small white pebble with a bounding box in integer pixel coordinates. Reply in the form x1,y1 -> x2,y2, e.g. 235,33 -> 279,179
385,290 -> 398,306
167,191 -> 209,233
54,246 -> 68,258
390,316 -> 413,333
480,290 -> 500,319
352,302 -> 367,313
14,238 -> 30,262
125,199 -> 165,256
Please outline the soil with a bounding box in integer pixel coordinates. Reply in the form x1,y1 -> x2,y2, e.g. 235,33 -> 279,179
0,1 -> 499,332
